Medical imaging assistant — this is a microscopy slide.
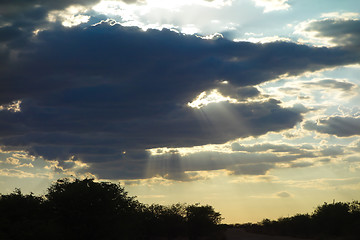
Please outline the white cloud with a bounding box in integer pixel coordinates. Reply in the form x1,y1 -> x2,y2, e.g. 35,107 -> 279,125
321,12 -> 360,20
252,0 -> 290,13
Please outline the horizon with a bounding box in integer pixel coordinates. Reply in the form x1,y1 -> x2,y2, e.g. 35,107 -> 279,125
1,0 -> 360,224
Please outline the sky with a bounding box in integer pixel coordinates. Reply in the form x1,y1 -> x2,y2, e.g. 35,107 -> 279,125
1,0 -> 360,223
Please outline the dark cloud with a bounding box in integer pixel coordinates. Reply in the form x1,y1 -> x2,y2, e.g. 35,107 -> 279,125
304,116 -> 360,137
1,20 -> 359,179
146,150 -> 307,181
0,0 -> 98,66
304,18 -> 360,49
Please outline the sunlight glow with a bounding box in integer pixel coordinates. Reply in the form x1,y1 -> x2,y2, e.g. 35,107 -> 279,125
92,0 -> 232,33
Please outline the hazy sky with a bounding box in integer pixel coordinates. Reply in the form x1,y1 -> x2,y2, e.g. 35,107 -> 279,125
1,0 -> 360,223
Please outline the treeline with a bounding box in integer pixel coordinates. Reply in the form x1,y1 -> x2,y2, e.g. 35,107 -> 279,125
0,178 -> 223,240
239,200 -> 360,239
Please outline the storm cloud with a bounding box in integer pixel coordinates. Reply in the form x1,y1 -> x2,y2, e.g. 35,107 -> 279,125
1,15 -> 360,179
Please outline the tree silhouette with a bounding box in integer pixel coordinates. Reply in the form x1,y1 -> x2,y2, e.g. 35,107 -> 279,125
0,189 -> 46,239
0,178 -> 226,240
140,203 -> 187,239
186,203 -> 222,239
45,178 -> 141,239
241,200 -> 360,239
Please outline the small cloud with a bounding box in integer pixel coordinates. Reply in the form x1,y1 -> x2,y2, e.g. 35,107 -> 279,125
276,191 -> 292,198
138,194 -> 166,199
301,79 -> 356,92
250,191 -> 292,199
304,116 -> 360,137
4,157 -> 34,168
5,157 -> 20,165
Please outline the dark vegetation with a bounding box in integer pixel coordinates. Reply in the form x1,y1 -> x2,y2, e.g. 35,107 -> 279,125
236,200 -> 360,240
2,178 -> 360,240
0,178 -> 223,240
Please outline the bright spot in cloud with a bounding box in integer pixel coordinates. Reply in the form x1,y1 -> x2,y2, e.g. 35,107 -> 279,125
0,100 -> 21,112
188,89 -> 238,109
182,24 -> 199,35
234,35 -> 291,43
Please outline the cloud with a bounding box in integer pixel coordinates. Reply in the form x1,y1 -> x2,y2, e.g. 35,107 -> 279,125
297,17 -> 360,49
304,116 -> 360,137
1,19 -> 360,179
301,79 -> 356,92
277,78 -> 358,105
0,168 -> 47,178
145,144 -> 320,181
